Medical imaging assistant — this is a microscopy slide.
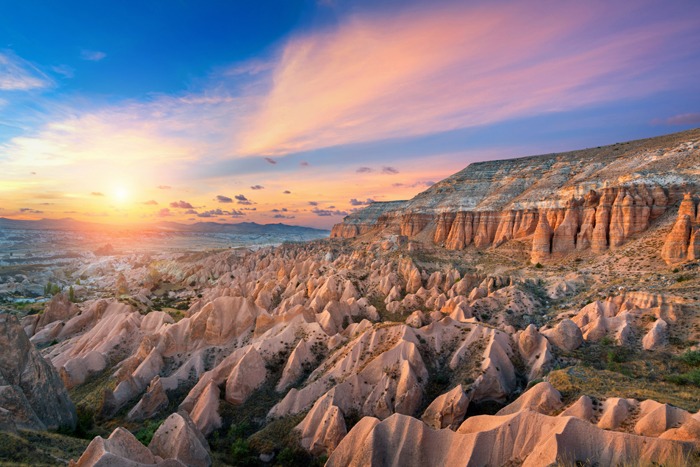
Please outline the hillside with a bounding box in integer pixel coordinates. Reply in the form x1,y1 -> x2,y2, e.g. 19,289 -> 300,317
1,129 -> 699,466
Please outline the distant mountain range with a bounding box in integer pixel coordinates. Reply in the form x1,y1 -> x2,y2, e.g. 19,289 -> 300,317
0,217 -> 329,235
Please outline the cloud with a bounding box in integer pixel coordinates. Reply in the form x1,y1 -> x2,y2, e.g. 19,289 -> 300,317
196,208 -> 246,218
216,195 -> 233,203
273,214 -> 295,219
91,191 -> 104,196
381,166 -> 399,174
392,180 -> 435,188
170,200 -> 194,209
158,208 -> 171,217
157,185 -> 172,190
283,190 -> 291,194
80,49 -> 107,61
308,201 -> 319,206
238,2 -> 700,155
235,194 -> 253,205
312,207 -> 348,217
300,161 -> 310,167
51,65 -> 75,79
264,157 -> 277,164
19,208 -> 43,214
349,198 -> 375,206
0,51 -> 52,91
654,113 -> 700,126
250,185 -> 264,190
142,200 -> 158,205
356,167 -> 372,173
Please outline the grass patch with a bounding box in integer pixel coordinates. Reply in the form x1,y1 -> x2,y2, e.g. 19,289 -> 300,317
368,294 -> 406,323
0,429 -> 89,466
549,365 -> 700,412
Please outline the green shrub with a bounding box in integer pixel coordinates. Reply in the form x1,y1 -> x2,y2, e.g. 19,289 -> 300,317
679,350 -> 700,367
134,419 -> 162,446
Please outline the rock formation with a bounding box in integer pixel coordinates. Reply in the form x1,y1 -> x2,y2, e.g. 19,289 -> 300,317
662,194 -> 700,264
0,314 -> 76,431
332,132 -> 700,262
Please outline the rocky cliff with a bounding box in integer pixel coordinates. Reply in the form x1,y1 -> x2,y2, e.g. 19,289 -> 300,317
332,129 -> 700,263
0,314 -> 76,431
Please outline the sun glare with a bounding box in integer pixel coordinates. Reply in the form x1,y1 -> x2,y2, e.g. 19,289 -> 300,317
113,186 -> 130,203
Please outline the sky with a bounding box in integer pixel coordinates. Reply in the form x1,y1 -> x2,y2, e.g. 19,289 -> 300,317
1,0 -> 700,229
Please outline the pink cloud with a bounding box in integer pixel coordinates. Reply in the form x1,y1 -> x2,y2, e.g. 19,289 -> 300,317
239,2 -> 698,155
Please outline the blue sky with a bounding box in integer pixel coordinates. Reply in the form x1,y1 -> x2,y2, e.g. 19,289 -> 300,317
1,0 -> 700,228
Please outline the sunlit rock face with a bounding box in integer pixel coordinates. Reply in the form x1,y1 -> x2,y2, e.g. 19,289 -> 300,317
332,131 -> 700,264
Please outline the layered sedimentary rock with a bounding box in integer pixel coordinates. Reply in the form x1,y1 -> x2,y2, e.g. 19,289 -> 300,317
330,201 -> 408,238
662,193 -> 700,264
333,129 -> 700,262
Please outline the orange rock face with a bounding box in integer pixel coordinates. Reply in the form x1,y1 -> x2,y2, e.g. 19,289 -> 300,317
661,194 -> 700,265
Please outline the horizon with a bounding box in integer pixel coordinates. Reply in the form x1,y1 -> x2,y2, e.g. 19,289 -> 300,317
2,0 -> 700,229
0,215 -> 332,231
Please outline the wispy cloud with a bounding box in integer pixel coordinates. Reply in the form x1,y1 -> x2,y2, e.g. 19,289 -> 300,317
216,195 -> 233,203
170,200 -> 194,209
80,49 -> 107,61
238,2 -> 700,155
349,198 -> 374,206
0,51 -> 52,91
51,65 -> 75,79
311,207 -> 348,217
235,194 -> 253,205
381,166 -> 399,175
653,113 -> 700,126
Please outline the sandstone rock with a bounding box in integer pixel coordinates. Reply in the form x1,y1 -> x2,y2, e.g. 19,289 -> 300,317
225,347 -> 267,405
591,188 -> 616,252
187,381 -> 222,436
541,319 -> 584,351
559,395 -> 594,421
149,412 -> 212,467
128,376 -> 169,422
679,193 -> 697,219
662,214 -> 692,264
531,214 -> 553,263
496,382 -> 562,416
551,199 -> 579,255
634,400 -> 692,438
36,292 -> 79,331
296,393 -> 347,456
689,227 -> 700,261
597,398 -> 637,430
328,410 -> 691,467
516,325 -> 553,379
0,314 -> 76,431
642,319 -> 668,351
421,384 -> 469,430
74,427 -> 183,466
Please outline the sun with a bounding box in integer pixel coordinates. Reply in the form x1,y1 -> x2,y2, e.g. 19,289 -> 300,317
113,185 -> 130,203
